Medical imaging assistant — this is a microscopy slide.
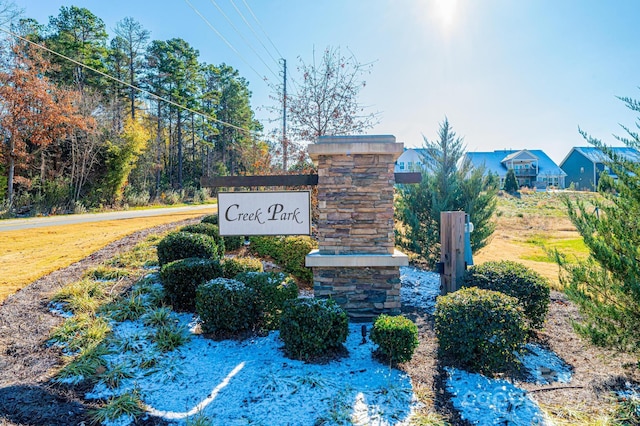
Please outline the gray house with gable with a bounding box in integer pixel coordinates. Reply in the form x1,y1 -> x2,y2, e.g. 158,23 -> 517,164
560,146 -> 640,191
463,149 -> 567,189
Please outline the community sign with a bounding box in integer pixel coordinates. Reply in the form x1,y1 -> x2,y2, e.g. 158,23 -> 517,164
217,191 -> 311,236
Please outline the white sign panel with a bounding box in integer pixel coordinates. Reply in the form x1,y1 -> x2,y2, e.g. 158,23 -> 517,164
218,191 -> 311,236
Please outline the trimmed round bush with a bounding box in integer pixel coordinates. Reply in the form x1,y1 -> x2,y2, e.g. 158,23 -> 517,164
234,271 -> 299,330
160,258 -> 223,311
222,257 -> 263,278
463,260 -> 550,329
279,298 -> 348,361
370,314 -> 419,364
201,214 -> 218,225
195,278 -> 258,335
157,232 -> 218,266
179,223 -> 225,257
434,287 -> 528,374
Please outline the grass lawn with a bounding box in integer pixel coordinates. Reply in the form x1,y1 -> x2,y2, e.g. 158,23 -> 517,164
474,190 -> 596,289
0,207 -> 217,302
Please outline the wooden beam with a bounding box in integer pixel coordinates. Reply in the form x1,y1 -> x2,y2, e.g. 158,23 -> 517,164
201,172 -> 422,188
201,174 -> 318,188
394,172 -> 422,184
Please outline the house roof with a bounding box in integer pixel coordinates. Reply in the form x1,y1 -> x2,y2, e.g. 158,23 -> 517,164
464,150 -> 567,177
501,149 -> 539,163
561,146 -> 640,165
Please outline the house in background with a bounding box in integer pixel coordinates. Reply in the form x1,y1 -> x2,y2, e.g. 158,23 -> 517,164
560,146 -> 640,191
395,148 -> 430,173
463,149 -> 567,189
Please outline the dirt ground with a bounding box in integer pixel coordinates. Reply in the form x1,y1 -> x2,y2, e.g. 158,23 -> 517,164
1,218 -> 639,425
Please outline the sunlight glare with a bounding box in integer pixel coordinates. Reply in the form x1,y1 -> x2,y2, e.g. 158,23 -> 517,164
432,0 -> 459,33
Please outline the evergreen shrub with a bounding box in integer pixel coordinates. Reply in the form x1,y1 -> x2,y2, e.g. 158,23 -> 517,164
434,287 -> 528,374
195,278 -> 258,335
160,258 -> 223,311
370,314 -> 419,364
224,236 -> 244,252
180,223 -> 225,257
234,271 -> 299,330
463,260 -> 550,329
222,257 -> 263,278
250,236 -> 316,284
279,298 -> 348,361
156,232 -> 218,266
201,214 -> 218,225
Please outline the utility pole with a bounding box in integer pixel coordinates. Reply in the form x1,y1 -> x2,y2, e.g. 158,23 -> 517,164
281,58 -> 288,172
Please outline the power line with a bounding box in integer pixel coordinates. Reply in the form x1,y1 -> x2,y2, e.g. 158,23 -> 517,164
240,0 -> 283,59
208,0 -> 280,81
237,0 -> 299,94
0,25 -> 254,135
184,0 -> 270,87
228,0 -> 279,66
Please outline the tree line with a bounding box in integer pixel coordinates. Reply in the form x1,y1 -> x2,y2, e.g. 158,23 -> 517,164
0,5 -> 269,213
0,5 -> 385,215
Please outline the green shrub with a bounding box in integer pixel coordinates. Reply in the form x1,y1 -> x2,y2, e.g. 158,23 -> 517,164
370,314 -> 419,364
279,298 -> 348,361
463,260 -> 550,329
160,258 -> 223,311
434,287 -> 528,374
180,223 -> 225,257
222,257 -> 263,278
195,278 -> 259,335
234,271 -> 299,330
156,232 -> 218,266
224,235 -> 244,252
201,214 -> 218,225
250,236 -> 316,284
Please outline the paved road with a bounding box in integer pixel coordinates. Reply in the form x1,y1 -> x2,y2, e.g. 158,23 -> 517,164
0,204 -> 217,232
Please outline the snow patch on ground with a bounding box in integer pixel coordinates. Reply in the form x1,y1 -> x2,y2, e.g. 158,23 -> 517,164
86,314 -> 418,425
399,266 -> 440,313
519,343 -> 572,384
445,367 -> 548,425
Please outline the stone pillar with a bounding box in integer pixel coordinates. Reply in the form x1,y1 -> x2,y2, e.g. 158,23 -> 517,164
305,135 -> 408,321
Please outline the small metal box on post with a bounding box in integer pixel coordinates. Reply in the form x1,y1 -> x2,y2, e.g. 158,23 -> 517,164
439,211 -> 466,295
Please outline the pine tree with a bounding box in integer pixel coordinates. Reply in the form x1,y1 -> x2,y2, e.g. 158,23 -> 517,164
396,118 -> 498,268
503,168 -> 519,193
557,94 -> 640,351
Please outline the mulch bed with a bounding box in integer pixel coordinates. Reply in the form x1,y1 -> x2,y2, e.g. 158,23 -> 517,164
1,221 -> 639,425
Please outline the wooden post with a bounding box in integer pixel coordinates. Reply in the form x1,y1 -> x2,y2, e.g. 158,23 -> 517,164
440,211 -> 466,295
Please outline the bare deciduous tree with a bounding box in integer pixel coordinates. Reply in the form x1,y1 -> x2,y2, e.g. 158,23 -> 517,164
286,46 -> 380,144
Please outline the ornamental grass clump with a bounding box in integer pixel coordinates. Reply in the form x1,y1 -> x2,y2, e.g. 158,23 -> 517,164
279,298 -> 348,361
463,260 -> 550,329
160,257 -> 223,311
370,314 -> 419,364
434,287 -> 528,374
156,231 -> 218,266
195,278 -> 259,335
234,271 -> 299,330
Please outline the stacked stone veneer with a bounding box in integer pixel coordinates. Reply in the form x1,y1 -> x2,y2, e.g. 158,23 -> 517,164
306,135 -> 408,321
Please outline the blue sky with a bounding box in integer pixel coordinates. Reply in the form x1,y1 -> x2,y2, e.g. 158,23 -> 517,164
12,0 -> 640,164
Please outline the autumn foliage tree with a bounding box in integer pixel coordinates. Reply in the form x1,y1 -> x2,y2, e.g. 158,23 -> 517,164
0,41 -> 92,206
